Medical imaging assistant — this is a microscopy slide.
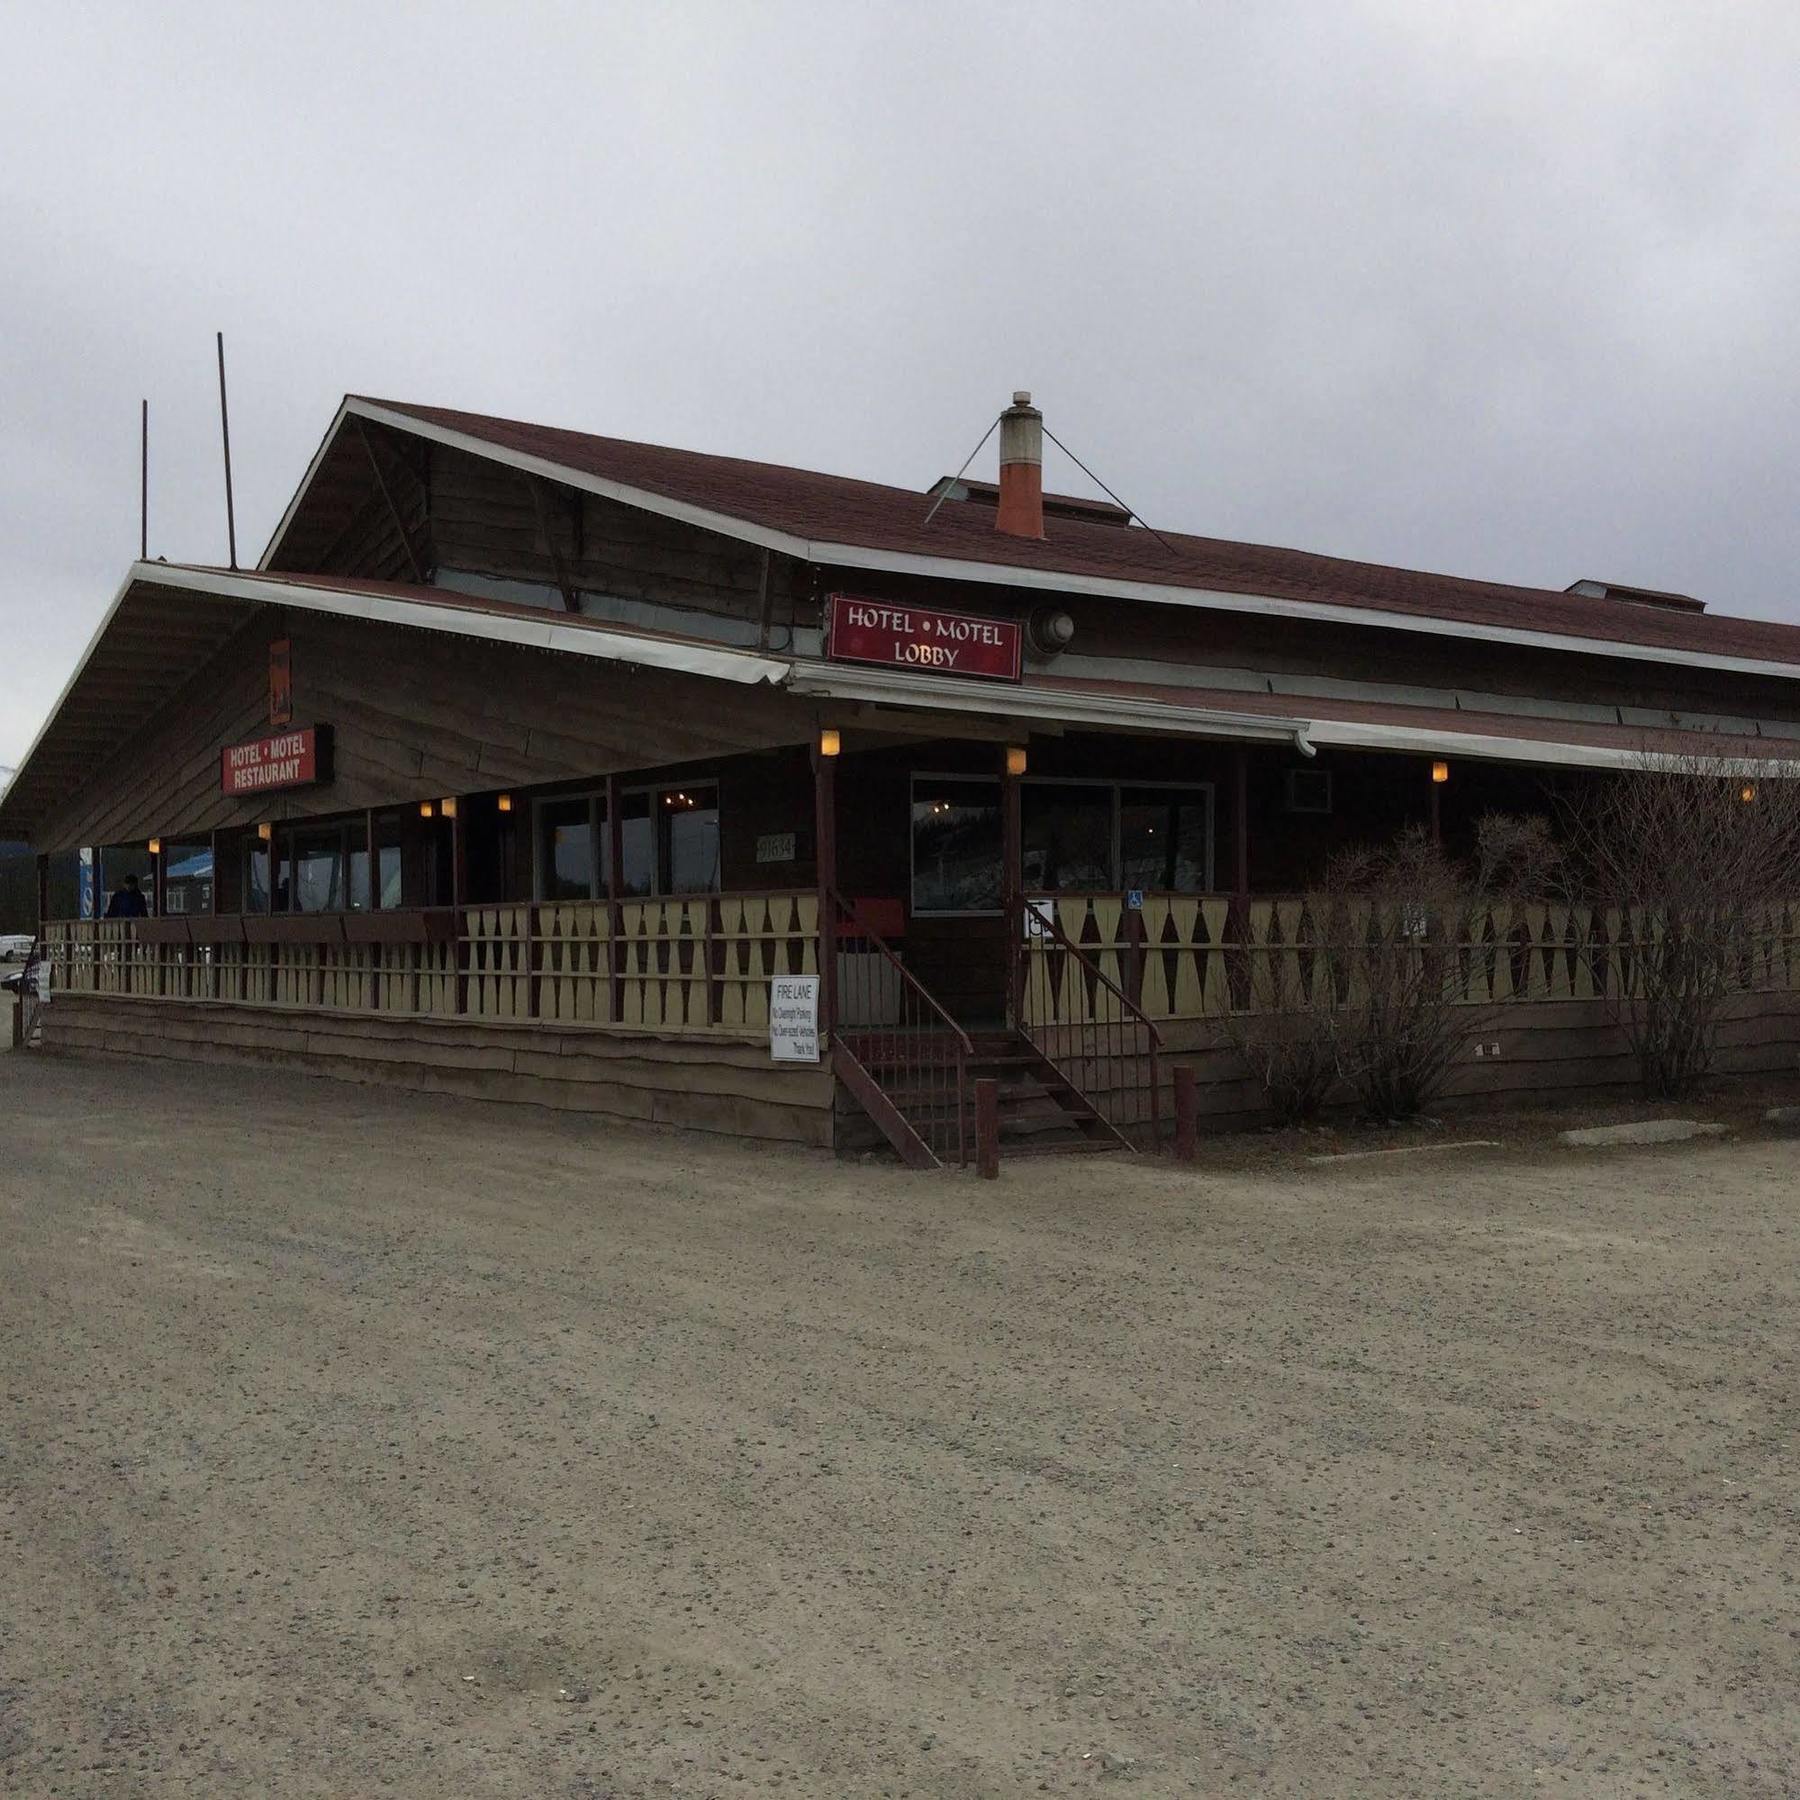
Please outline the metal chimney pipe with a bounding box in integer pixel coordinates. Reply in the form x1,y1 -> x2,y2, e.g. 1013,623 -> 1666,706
995,390 -> 1044,539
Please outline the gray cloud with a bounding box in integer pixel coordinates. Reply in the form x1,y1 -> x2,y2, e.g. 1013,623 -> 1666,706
3,0 -> 1797,766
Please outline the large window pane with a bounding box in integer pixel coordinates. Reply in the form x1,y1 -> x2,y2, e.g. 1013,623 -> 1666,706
164,842 -> 212,915
912,777 -> 1002,914
1022,784 -> 1112,891
1120,788 -> 1211,892
619,792 -> 654,897
664,785 -> 720,894
539,798 -> 595,900
292,832 -> 346,912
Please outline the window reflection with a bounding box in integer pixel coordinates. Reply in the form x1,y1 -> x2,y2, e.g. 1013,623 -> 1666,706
912,777 -> 1002,914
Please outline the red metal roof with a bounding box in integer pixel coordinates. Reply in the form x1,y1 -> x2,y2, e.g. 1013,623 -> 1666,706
361,397 -> 1800,670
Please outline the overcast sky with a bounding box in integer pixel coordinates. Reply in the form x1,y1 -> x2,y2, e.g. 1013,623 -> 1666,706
3,1 -> 1797,771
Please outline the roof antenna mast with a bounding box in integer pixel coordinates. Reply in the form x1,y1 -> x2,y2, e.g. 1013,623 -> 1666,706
216,330 -> 238,570
139,398 -> 148,561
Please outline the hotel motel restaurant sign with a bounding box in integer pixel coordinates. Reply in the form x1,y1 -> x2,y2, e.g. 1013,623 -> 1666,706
219,725 -> 333,797
827,593 -> 1021,681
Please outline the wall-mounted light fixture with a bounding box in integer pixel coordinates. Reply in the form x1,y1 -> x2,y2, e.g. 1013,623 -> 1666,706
147,837 -> 161,856
419,801 -> 435,819
1006,745 -> 1029,777
1431,760 -> 1450,784
497,793 -> 514,814
257,823 -> 273,842
1741,782 -> 1757,804
818,727 -> 841,758
440,797 -> 457,819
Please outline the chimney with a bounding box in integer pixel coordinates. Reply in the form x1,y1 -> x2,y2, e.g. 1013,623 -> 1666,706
995,390 -> 1044,539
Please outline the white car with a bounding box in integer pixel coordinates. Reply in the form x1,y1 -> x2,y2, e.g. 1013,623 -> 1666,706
0,934 -> 33,962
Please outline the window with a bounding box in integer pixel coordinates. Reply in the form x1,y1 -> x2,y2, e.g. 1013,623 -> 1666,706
911,776 -> 1003,914
533,783 -> 721,900
1283,768 -> 1333,814
1120,788 -> 1211,892
663,785 -> 719,894
291,829 -> 348,913
539,797 -> 596,901
911,774 -> 1214,912
1022,784 -> 1112,892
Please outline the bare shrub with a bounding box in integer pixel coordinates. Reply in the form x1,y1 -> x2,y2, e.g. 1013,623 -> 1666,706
1228,816 -> 1559,1124
1564,753 -> 1800,1098
1220,941 -> 1340,1125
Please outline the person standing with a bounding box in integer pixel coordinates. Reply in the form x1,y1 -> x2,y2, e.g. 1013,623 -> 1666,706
103,874 -> 149,919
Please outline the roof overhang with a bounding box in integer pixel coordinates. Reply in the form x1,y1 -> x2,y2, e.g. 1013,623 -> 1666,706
0,563 -> 787,844
787,663 -> 1315,751
264,397 -> 1800,688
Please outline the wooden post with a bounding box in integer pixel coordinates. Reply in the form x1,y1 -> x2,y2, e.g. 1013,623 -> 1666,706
35,854 -> 48,932
451,802 -> 468,1015
1173,1065 -> 1199,1162
1232,748 -> 1250,902
151,843 -> 166,919
1429,769 -> 1442,847
812,746 -> 837,1041
606,775 -> 625,1025
1001,745 -> 1023,1029
975,1077 -> 1000,1179
365,810 -> 380,1013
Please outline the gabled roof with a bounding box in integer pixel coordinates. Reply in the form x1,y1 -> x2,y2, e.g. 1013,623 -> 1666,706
257,395 -> 1800,682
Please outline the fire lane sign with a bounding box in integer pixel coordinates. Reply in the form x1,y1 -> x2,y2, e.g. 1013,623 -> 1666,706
827,594 -> 1021,682
220,724 -> 333,797
769,976 -> 821,1063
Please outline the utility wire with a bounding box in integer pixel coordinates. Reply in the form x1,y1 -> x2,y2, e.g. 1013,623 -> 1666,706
1043,424 -> 1181,558
921,413 -> 1002,526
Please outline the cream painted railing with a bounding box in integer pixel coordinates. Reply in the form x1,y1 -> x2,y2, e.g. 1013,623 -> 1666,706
39,891 -> 819,1037
1019,893 -> 1800,1026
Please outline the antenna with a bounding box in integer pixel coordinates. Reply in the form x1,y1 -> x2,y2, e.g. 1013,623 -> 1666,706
139,398 -> 148,560
216,330 -> 238,570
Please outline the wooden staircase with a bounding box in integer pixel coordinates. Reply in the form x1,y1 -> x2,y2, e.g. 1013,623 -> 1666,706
964,1032 -> 1130,1158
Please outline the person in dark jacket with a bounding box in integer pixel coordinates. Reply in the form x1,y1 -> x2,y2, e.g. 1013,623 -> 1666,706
103,874 -> 149,919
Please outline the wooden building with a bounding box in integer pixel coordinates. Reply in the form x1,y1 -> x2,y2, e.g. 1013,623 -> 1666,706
6,391 -> 1800,1162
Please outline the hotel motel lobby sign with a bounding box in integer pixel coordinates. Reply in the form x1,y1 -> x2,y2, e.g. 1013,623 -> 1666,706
827,594 -> 1021,681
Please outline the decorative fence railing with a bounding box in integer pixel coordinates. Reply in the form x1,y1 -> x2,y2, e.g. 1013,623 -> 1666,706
39,892 -> 819,1035
1016,893 -> 1800,1024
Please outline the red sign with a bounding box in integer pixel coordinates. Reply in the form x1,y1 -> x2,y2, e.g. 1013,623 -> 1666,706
220,725 -> 331,797
827,593 -> 1021,682
269,638 -> 293,727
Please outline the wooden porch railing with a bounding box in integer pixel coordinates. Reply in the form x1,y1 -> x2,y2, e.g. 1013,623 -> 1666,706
1020,893 -> 1800,1021
1014,897 -> 1163,1142
36,891 -> 820,1035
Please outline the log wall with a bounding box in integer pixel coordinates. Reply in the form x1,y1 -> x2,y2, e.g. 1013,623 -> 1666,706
40,993 -> 835,1147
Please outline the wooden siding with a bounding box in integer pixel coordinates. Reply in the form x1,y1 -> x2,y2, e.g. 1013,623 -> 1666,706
41,994 -> 834,1147
33,605 -> 815,852
1153,990 -> 1800,1134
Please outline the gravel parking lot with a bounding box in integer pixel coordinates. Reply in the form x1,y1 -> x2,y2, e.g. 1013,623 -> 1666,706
2,1045 -> 1797,1797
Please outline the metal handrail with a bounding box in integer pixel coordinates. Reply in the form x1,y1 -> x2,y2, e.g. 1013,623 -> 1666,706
827,887 -> 974,1055
828,886 -> 972,1166
1017,899 -> 1165,1049
1015,896 -> 1163,1146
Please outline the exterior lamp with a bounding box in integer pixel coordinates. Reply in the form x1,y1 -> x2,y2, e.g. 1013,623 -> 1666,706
1006,745 -> 1029,777
1431,760 -> 1450,784
256,823 -> 273,842
419,801 -> 435,819
497,793 -> 513,813
440,797 -> 458,819
1741,783 -> 1757,804
818,728 -> 841,758
147,837 -> 161,856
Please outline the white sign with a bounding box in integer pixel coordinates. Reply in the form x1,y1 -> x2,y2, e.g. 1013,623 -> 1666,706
756,832 -> 797,865
1023,897 -> 1056,939
769,976 -> 820,1062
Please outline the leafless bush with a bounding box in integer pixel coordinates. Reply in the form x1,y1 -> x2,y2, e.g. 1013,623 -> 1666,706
1564,752 -> 1800,1097
1220,945 -> 1340,1125
1228,816 -> 1559,1123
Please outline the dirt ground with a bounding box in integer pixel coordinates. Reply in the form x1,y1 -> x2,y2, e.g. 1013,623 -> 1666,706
2,1045 -> 1797,1798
